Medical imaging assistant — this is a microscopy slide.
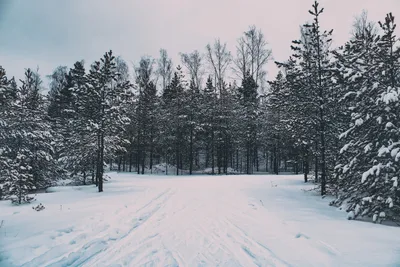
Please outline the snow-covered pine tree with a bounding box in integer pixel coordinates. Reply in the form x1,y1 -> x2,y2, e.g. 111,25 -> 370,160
275,1 -> 336,194
334,13 -> 400,222
85,51 -> 132,192
0,67 -> 15,200
266,71 -> 287,175
134,57 -> 158,174
183,77 -> 201,174
275,37 -> 316,180
180,51 -> 204,174
218,81 -> 238,174
201,76 -> 218,174
2,68 -> 57,204
302,1 -> 337,195
47,66 -> 74,177
238,71 -> 258,174
55,60 -> 100,185
161,66 -> 187,175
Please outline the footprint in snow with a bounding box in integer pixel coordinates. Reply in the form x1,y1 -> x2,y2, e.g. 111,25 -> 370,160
295,233 -> 310,239
248,203 -> 257,210
69,233 -> 87,245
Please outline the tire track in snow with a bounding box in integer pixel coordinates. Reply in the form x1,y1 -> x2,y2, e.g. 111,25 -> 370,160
82,188 -> 176,267
143,187 -> 284,267
228,195 -> 340,266
222,218 -> 290,267
87,187 -> 190,266
23,188 -> 175,267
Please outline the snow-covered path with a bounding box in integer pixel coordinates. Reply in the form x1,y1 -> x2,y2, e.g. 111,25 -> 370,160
1,173 -> 400,266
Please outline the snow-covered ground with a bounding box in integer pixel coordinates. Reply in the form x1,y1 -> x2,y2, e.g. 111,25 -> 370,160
1,173 -> 400,267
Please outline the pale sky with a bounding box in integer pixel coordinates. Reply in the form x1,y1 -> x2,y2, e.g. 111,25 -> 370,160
0,0 -> 399,87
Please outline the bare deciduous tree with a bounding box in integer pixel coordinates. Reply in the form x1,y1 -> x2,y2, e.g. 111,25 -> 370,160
351,10 -> 378,38
206,39 -> 231,93
135,56 -> 155,89
156,49 -> 173,92
47,66 -> 68,94
233,25 -> 272,93
180,50 -> 204,89
115,56 -> 130,83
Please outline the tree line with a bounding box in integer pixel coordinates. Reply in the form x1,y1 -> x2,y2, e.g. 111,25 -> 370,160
1,1 -> 399,223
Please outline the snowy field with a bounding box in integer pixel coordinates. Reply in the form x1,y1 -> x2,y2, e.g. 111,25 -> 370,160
1,173 -> 400,267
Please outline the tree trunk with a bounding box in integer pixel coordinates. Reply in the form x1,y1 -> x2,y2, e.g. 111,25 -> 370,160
304,148 -> 309,183
176,137 -> 179,176
92,160 -> 95,185
98,131 -> 104,192
96,133 -> 101,187
255,147 -> 259,172
236,149 -> 239,171
83,171 -> 86,185
211,131 -> 215,175
246,142 -> 250,174
320,119 -> 327,195
137,133 -> 141,174
150,141 -> 154,174
189,127 -> 193,175
141,151 -> 146,175
129,152 -> 133,172
218,144 -> 222,174
273,142 -> 278,175
166,153 -> 169,175
205,144 -> 209,169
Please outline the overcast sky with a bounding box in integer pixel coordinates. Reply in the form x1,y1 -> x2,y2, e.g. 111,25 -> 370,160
0,0 -> 399,87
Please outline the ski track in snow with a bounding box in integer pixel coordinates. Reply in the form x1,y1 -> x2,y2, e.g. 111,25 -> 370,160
1,173 -> 400,267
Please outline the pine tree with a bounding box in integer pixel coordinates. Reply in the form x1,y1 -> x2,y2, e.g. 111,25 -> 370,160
334,13 -> 400,222
275,1 -> 336,194
266,71 -> 286,175
2,69 -> 57,204
161,66 -> 186,174
84,51 -> 132,192
201,76 -> 218,174
57,61 -> 98,184
135,57 -> 158,174
0,67 -> 14,200
184,77 -> 201,174
238,71 -> 258,174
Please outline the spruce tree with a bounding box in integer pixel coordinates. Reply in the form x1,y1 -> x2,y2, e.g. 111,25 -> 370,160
238,71 -> 258,174
84,51 -> 132,192
334,13 -> 400,222
2,69 -> 57,204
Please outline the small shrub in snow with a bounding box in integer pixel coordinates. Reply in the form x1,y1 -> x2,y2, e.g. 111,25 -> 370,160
9,191 -> 35,205
32,203 -> 45,212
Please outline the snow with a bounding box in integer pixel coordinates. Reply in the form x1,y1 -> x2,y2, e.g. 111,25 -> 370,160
364,143 -> 372,153
340,143 -> 349,154
354,118 -> 363,126
354,118 -> 364,126
361,170 -> 370,183
392,177 -> 398,188
1,173 -> 400,267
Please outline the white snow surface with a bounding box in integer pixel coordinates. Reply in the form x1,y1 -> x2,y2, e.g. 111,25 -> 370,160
1,173 -> 400,267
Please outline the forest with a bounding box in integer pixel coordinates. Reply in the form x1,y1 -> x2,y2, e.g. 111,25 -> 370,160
1,1 -> 399,223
